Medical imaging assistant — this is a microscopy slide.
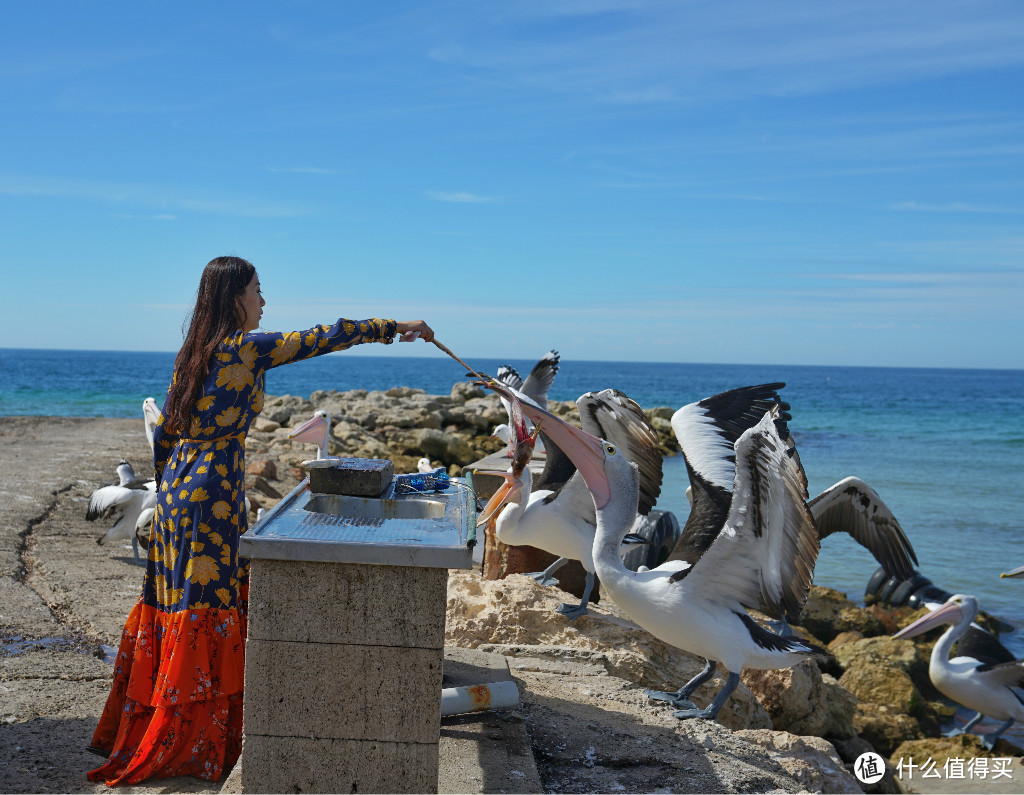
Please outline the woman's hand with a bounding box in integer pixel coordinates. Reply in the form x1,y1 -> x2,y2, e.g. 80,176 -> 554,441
395,320 -> 435,343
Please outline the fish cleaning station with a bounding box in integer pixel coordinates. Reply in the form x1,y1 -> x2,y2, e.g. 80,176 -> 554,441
238,457 -> 477,793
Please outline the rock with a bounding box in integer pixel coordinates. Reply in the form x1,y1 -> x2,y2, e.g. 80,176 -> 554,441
742,664 -> 857,738
832,635 -> 925,678
252,416 -> 281,432
891,733 -> 1024,768
853,704 -> 923,757
262,394 -> 313,424
250,476 -> 282,499
798,586 -> 887,643
733,729 -> 861,793
451,381 -> 484,401
828,630 -> 865,651
246,459 -> 278,480
838,652 -> 922,714
385,386 -> 426,398
446,573 -> 770,731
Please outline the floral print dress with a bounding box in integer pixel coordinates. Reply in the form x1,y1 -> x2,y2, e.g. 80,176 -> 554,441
88,317 -> 397,786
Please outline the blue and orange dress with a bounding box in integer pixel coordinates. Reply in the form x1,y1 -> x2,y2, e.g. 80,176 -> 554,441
88,317 -> 397,786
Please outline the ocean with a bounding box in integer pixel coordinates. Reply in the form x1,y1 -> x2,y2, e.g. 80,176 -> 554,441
2,347 -> 1022,663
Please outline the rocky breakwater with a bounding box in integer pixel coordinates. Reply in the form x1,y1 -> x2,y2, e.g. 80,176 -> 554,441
240,382 -> 679,514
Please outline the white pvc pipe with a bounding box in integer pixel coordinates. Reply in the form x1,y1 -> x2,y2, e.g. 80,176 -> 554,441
440,680 -> 519,716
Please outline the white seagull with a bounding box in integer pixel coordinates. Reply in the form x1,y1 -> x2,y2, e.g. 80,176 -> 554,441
477,387 -> 662,620
87,459 -> 157,564
894,594 -> 1024,749
289,410 -> 332,460
668,383 -> 917,633
482,378 -> 823,721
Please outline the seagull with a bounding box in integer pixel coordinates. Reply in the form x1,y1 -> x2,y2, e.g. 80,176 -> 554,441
481,378 -> 823,722
894,594 -> 1024,749
488,351 -> 560,456
289,410 -> 332,460
476,387 -> 662,620
668,383 -> 918,633
87,459 -> 157,564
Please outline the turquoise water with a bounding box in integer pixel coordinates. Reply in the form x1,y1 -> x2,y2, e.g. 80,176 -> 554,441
2,348 -> 1023,659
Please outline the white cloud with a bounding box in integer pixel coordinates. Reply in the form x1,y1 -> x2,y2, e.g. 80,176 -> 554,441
427,190 -> 499,204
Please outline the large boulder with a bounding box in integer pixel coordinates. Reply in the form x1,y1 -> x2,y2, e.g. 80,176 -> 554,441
838,653 -> 922,715
742,664 -> 857,738
733,730 -> 861,793
798,586 -> 887,643
853,704 -> 923,757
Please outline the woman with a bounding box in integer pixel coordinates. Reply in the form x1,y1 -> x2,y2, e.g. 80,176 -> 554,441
87,256 -> 433,785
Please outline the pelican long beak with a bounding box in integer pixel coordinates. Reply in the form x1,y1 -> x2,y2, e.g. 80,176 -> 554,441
893,598 -> 963,640
478,378 -> 611,510
289,413 -> 328,444
1000,565 -> 1024,579
475,471 -> 521,527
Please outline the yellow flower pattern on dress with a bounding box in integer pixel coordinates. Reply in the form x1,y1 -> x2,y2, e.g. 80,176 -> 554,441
90,317 -> 397,785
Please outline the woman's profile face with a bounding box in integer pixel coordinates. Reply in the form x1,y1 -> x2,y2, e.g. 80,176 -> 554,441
236,273 -> 265,332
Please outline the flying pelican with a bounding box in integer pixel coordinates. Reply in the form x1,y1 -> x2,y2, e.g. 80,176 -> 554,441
476,388 -> 662,620
481,379 -> 823,721
668,383 -> 917,633
894,594 -> 1024,749
87,459 -> 157,564
289,410 -> 332,460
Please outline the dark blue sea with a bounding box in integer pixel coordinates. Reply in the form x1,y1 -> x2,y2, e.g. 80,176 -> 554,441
2,348 -> 1023,663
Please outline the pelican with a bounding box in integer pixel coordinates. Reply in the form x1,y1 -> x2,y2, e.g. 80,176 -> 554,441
1000,566 -> 1024,579
477,388 -> 662,620
289,410 -> 332,460
668,383 -> 917,633
87,459 -> 157,564
481,378 -> 823,721
142,397 -> 160,451
417,457 -> 434,474
894,594 -> 1024,749
489,351 -> 560,456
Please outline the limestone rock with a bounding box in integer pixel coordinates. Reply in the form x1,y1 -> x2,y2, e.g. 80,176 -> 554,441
733,729 -> 861,793
742,664 -> 857,738
798,585 -> 887,643
246,459 -> 278,480
262,394 -> 313,424
891,733 -> 1024,768
451,381 -> 484,401
853,704 -> 923,757
839,653 -> 922,714
833,635 -> 925,680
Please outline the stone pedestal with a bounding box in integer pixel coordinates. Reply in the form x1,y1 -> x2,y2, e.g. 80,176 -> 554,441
242,558 -> 448,794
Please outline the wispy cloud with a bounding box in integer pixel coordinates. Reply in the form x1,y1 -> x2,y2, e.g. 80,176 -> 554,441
0,172 -> 310,218
427,190 -> 499,204
265,166 -> 339,175
890,200 -> 1024,215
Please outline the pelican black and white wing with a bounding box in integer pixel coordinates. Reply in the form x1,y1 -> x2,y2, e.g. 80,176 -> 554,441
808,476 -> 918,581
667,383 -> 790,565
973,659 -> 1024,689
576,389 -> 663,516
679,408 -> 819,623
520,350 -> 560,409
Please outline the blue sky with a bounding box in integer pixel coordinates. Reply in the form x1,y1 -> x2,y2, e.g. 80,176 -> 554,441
1,2 -> 1022,368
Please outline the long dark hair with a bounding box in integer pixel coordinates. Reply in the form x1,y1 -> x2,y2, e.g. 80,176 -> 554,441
163,256 -> 255,434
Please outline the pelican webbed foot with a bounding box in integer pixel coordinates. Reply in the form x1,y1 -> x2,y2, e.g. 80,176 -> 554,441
645,658 -> 716,709
525,557 -> 568,587
553,570 -> 596,622
671,671 -> 739,722
981,718 -> 1015,751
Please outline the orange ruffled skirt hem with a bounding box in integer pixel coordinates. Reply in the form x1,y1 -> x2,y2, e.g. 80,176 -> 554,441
87,599 -> 246,786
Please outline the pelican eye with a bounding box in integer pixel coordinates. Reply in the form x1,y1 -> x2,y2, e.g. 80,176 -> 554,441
605,443 -> 616,455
